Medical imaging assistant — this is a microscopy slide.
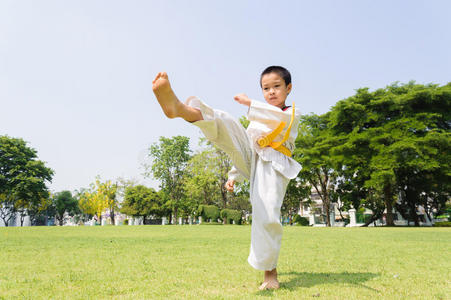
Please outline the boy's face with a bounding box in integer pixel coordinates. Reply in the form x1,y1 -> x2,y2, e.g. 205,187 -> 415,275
261,72 -> 292,109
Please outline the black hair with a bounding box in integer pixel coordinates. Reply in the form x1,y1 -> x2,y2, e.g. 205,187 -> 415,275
260,66 -> 291,87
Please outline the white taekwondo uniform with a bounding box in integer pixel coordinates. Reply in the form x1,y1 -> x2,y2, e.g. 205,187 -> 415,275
186,96 -> 302,271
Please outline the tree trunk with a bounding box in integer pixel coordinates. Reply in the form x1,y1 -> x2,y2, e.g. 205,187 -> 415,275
110,209 -> 115,225
409,202 -> 420,227
362,209 -> 383,227
0,210 -> 13,227
323,191 -> 331,227
174,207 -> 178,225
384,184 -> 395,226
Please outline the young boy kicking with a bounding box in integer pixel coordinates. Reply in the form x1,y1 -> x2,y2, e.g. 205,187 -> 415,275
152,66 -> 301,290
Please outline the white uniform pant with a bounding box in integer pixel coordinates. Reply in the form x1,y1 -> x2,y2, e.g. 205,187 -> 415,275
188,97 -> 289,271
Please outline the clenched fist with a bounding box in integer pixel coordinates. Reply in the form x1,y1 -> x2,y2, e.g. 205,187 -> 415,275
225,178 -> 235,192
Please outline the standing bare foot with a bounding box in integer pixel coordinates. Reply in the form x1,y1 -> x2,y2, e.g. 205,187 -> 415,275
259,268 -> 280,290
152,72 -> 203,122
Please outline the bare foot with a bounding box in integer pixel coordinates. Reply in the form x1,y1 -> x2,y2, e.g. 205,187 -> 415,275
259,268 -> 280,290
152,72 -> 203,122
152,72 -> 181,118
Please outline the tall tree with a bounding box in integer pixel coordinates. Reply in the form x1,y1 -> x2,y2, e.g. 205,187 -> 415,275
184,147 -> 219,207
145,136 -> 191,224
0,136 -> 53,226
328,82 -> 451,226
281,177 -> 310,224
294,114 -> 339,226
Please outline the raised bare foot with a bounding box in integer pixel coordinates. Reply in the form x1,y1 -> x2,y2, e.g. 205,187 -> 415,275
152,72 -> 203,122
152,72 -> 181,118
259,268 -> 280,290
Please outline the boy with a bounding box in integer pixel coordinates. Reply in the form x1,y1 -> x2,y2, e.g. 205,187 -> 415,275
152,66 -> 301,290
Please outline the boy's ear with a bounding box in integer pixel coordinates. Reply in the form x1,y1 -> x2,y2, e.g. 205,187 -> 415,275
286,83 -> 292,94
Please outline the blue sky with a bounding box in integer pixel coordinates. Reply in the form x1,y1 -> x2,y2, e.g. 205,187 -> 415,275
1,0 -> 450,192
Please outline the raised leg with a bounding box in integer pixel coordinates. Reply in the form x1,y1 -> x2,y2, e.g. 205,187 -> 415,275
152,72 -> 203,122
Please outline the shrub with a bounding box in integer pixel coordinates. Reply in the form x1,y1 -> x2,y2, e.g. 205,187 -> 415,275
199,221 -> 222,225
433,221 -> 451,227
293,214 -> 309,226
124,219 -> 129,225
220,209 -> 242,224
198,205 -> 220,222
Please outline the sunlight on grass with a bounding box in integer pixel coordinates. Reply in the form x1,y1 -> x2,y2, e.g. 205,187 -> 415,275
1,226 -> 450,299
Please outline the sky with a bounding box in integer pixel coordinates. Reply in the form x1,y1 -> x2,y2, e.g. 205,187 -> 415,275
1,0 -> 450,193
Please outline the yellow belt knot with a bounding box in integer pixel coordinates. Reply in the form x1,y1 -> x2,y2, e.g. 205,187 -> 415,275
257,103 -> 295,157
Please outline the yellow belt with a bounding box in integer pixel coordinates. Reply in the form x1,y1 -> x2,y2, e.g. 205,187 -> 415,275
257,103 -> 295,157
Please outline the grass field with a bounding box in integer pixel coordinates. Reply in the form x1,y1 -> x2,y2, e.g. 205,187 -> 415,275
0,225 -> 450,299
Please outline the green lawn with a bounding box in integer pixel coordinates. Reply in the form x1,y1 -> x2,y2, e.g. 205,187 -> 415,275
0,225 -> 450,299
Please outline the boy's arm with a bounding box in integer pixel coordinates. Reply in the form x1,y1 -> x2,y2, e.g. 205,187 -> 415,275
247,100 -> 299,124
225,166 -> 245,192
228,166 -> 245,183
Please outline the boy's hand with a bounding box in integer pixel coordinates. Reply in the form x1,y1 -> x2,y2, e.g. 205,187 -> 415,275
234,94 -> 251,107
225,179 -> 235,192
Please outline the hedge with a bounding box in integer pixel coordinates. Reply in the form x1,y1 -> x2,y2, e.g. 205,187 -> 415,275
220,209 -> 242,224
293,214 -> 309,226
433,221 -> 451,227
198,205 -> 220,222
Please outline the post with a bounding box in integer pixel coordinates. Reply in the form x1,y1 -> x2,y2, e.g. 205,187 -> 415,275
309,213 -> 315,226
349,208 -> 356,227
329,204 -> 335,227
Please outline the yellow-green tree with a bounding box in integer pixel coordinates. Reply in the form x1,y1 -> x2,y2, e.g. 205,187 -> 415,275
97,179 -> 118,225
78,178 -> 118,225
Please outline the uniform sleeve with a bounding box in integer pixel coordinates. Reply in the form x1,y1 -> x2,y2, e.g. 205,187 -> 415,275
247,100 -> 299,125
228,166 -> 245,183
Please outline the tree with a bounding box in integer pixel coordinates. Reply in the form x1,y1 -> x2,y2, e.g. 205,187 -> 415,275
294,114 -> 339,226
328,82 -> 451,226
281,177 -> 310,225
28,196 -> 53,226
121,185 -> 164,223
0,136 -> 53,226
184,147 -> 219,207
97,179 -> 118,225
144,136 -> 191,224
52,191 -> 79,226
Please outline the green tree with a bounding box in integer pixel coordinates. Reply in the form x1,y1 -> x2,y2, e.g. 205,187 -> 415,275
294,114 -> 339,226
52,191 -> 80,226
0,136 -> 53,226
121,185 -> 164,223
282,177 -> 310,225
328,82 -> 451,226
184,147 -> 219,207
145,136 -> 191,224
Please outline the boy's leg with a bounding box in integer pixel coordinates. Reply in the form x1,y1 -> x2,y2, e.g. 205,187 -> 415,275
152,72 -> 203,122
248,157 -> 290,288
185,96 -> 253,179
